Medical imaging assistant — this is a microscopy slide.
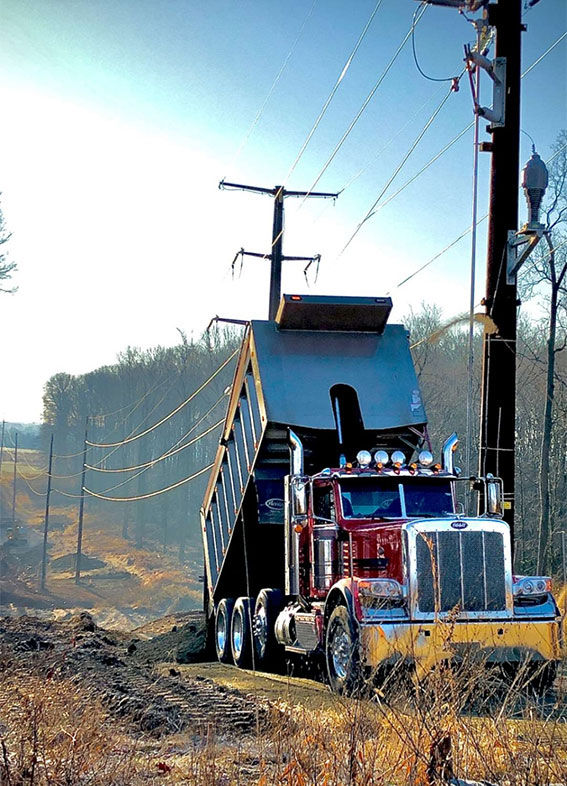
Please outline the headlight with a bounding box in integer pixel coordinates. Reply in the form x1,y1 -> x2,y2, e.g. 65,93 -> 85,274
391,450 -> 405,466
358,579 -> 403,599
513,576 -> 552,596
418,450 -> 434,467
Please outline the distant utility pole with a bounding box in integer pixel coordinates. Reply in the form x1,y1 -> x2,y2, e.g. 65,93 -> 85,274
40,434 -> 54,591
11,431 -> 18,528
75,421 -> 89,584
219,182 -> 338,320
0,419 -> 5,519
478,0 -> 523,543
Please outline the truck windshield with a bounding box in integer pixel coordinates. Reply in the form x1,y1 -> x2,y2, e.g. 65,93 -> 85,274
340,477 -> 454,519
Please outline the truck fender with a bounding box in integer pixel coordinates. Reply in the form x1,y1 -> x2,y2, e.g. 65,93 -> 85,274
324,580 -> 358,632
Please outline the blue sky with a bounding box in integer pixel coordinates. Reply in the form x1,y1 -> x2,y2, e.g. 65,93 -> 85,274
0,0 -> 565,421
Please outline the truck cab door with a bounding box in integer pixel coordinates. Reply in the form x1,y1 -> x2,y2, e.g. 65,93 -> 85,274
310,484 -> 341,596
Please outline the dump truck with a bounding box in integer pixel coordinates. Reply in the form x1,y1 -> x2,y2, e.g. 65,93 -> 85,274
200,295 -> 560,693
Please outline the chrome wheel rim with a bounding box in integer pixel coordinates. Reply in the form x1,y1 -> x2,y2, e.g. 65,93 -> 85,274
330,625 -> 351,680
232,611 -> 243,656
216,608 -> 227,653
253,606 -> 268,657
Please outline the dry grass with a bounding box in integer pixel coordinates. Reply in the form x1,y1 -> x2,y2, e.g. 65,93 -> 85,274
4,653 -> 567,786
180,659 -> 567,786
0,661 -> 264,785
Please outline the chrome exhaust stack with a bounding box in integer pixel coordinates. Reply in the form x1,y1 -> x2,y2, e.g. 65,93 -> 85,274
286,430 -> 306,596
289,429 -> 304,476
442,432 -> 459,475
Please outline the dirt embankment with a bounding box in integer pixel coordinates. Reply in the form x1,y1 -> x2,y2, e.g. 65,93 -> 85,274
0,612 -> 268,738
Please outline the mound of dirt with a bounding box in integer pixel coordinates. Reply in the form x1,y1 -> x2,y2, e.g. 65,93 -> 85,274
0,613 -> 266,738
130,612 -> 208,664
49,553 -> 106,573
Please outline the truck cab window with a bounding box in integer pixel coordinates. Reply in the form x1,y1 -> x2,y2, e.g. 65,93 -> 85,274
313,486 -> 333,521
402,479 -> 454,517
339,478 -> 453,519
340,478 -> 402,518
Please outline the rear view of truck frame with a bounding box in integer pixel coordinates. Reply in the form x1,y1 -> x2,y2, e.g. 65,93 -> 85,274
200,295 -> 560,694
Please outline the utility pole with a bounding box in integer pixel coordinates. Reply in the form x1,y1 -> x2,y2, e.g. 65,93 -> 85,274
0,419 -> 5,519
40,434 -> 54,591
75,421 -> 88,584
11,431 -> 18,528
220,182 -> 338,320
478,0 -> 523,545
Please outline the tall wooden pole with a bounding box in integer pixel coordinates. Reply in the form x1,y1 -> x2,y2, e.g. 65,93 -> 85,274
75,422 -> 88,584
11,431 -> 18,528
40,434 -> 54,590
479,0 -> 523,549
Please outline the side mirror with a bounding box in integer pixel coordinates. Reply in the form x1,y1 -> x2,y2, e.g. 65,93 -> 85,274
290,475 -> 308,516
486,473 -> 503,517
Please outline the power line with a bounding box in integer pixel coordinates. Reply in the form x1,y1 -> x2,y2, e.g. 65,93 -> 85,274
361,31 -> 565,220
300,3 -> 428,202
411,4 -> 459,83
395,215 -> 488,291
52,373 -> 185,473
282,0 -> 387,186
85,418 -> 223,474
83,462 -> 214,502
341,80 -> 459,255
337,91 -> 443,194
393,144 -> 567,292
222,0 -> 319,180
86,349 -> 238,449
84,405 -> 226,494
369,121 -> 474,215
15,466 -> 48,497
521,31 -> 566,78
86,390 -> 228,474
340,30 -> 566,261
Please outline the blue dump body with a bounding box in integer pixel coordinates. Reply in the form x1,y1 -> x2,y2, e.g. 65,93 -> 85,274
200,295 -> 427,613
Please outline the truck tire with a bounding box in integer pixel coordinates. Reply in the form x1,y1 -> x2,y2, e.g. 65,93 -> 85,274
215,598 -> 235,664
253,588 -> 284,668
231,596 -> 254,668
325,605 -> 362,695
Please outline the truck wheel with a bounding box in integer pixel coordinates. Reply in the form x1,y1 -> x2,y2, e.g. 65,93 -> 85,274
326,605 -> 362,695
215,598 -> 235,663
253,588 -> 284,668
231,596 -> 254,668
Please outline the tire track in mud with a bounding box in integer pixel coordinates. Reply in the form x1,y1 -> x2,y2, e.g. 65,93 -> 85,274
1,615 -> 268,738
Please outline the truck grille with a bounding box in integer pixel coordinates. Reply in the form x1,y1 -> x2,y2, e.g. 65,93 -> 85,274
415,530 -> 507,614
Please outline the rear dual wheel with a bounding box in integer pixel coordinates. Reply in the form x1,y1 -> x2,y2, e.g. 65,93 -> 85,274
231,596 -> 254,668
214,598 -> 234,663
214,596 -> 255,667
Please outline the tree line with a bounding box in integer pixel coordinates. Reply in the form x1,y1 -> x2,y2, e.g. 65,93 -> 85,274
40,327 -> 241,558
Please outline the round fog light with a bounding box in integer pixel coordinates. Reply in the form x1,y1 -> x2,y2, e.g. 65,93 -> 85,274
356,450 -> 372,466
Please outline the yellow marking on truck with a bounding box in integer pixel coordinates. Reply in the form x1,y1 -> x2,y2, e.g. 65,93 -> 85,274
361,619 -> 560,677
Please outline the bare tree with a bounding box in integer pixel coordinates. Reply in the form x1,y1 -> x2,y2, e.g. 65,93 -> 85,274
520,131 -> 567,572
0,197 -> 16,293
